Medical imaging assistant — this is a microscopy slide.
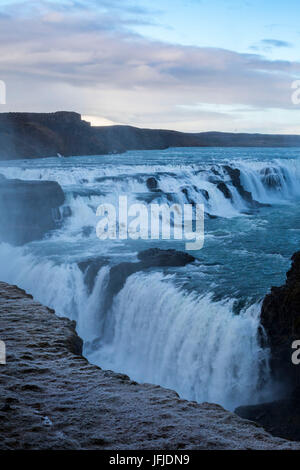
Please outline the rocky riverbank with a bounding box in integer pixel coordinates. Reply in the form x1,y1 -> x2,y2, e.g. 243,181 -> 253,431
0,282 -> 298,450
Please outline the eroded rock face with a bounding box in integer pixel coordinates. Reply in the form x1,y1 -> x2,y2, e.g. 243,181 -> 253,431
260,167 -> 283,190
0,175 -> 65,245
0,111 -> 112,159
223,166 -> 262,208
235,253 -> 300,441
217,182 -> 232,200
2,112 -> 300,161
0,281 -> 298,450
260,251 -> 300,388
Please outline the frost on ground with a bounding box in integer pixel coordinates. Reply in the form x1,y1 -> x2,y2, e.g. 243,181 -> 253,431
0,281 -> 298,450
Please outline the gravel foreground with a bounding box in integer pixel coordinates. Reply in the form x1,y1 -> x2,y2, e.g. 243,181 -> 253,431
0,281 -> 299,450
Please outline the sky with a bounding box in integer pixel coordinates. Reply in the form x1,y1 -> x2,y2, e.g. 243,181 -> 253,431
0,0 -> 300,133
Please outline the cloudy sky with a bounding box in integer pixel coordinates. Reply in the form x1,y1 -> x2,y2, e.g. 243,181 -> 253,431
0,0 -> 300,133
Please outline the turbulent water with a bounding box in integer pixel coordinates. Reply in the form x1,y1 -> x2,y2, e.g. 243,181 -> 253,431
1,146 -> 300,410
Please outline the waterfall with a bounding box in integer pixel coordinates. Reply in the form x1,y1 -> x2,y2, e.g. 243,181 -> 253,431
0,149 -> 297,410
0,243 -> 274,411
2,157 -> 300,221
86,272 -> 273,411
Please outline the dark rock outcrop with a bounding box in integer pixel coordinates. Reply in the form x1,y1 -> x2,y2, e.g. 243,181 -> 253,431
78,257 -> 109,294
199,189 -> 210,201
235,393 -> 300,442
105,248 -> 195,310
224,166 -> 262,208
2,112 -> 300,160
235,252 -> 300,441
137,248 -> 195,267
0,175 -> 65,245
217,182 -> 232,200
260,167 -> 283,189
0,111 -> 113,159
181,187 -> 194,205
146,176 -> 160,191
260,251 -> 300,387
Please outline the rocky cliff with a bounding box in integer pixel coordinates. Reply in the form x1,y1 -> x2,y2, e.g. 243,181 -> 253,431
236,252 -> 300,441
261,251 -> 300,388
0,174 -> 65,245
0,112 -> 108,159
1,112 -> 300,160
0,282 -> 298,450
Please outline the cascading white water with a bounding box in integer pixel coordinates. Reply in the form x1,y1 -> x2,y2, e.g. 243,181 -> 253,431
86,272 -> 274,411
2,156 -> 300,219
1,149 -> 298,411
0,243 -> 274,411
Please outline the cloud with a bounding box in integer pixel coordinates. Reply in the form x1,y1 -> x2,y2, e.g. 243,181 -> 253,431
82,114 -> 120,126
261,39 -> 292,48
0,1 -> 299,132
251,38 -> 293,52
0,0 -> 157,21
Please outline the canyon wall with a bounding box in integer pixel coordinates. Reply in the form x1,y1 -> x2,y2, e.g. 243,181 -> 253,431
1,112 -> 300,160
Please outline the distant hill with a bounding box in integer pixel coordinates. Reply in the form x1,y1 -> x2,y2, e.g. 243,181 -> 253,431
0,111 -> 300,160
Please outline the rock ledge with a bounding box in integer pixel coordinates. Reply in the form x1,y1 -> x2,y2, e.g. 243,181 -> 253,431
0,282 -> 298,450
